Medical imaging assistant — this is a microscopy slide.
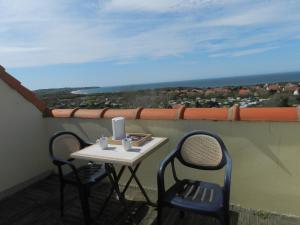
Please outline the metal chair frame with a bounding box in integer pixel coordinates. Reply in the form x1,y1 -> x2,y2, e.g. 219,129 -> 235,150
49,131 -> 112,225
157,131 -> 232,225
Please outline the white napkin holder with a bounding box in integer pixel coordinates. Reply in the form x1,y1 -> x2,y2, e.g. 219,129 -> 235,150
112,117 -> 126,140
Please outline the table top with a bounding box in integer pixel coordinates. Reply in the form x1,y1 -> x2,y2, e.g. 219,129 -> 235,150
71,137 -> 168,167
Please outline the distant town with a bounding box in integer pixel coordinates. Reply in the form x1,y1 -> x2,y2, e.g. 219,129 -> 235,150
35,81 -> 300,109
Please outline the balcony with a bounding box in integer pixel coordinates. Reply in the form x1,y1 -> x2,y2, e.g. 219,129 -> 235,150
1,66 -> 300,225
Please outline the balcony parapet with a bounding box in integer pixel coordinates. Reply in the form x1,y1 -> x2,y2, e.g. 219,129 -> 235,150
46,106 -> 300,122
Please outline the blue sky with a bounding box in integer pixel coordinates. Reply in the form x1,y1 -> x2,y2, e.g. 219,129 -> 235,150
1,0 -> 300,90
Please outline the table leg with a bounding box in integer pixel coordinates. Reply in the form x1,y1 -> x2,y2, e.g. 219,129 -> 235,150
112,164 -> 157,207
114,166 -> 126,200
107,164 -> 137,225
121,164 -> 141,196
117,165 -> 126,181
97,165 -> 126,217
127,166 -> 157,207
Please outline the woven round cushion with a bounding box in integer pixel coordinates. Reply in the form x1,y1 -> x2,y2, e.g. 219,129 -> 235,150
181,134 -> 223,167
52,134 -> 81,160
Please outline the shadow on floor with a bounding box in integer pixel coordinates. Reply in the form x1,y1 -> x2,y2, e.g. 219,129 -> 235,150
150,209 -> 239,225
0,175 -> 241,225
0,175 -> 149,225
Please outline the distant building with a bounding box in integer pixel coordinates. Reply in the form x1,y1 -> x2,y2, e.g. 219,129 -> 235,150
180,89 -> 188,94
204,88 -> 230,97
214,88 -> 230,96
238,88 -> 251,97
284,83 -> 298,92
205,89 -> 215,96
266,84 -> 281,92
192,89 -> 204,94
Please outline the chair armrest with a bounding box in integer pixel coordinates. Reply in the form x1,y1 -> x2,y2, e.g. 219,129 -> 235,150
53,159 -> 81,184
223,151 -> 232,210
53,158 -> 75,168
157,149 -> 177,196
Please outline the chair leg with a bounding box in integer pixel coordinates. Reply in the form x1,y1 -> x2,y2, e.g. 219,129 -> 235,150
179,210 -> 185,219
86,188 -> 91,198
78,186 -> 91,225
224,211 -> 230,225
98,185 -> 114,216
60,183 -> 64,217
219,212 -> 230,225
157,205 -> 163,225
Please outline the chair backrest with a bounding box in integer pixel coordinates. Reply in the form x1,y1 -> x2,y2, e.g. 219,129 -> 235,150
49,132 -> 84,162
177,131 -> 228,170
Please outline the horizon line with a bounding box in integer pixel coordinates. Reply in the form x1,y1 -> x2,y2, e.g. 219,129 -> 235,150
33,70 -> 300,91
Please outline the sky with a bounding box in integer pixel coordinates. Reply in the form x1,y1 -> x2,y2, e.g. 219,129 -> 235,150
1,0 -> 300,90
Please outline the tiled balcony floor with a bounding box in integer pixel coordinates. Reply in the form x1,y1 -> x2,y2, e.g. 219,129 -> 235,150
0,175 -> 222,225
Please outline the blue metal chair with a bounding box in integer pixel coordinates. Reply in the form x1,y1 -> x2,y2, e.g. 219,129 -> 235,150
49,131 -> 112,225
157,131 -> 232,225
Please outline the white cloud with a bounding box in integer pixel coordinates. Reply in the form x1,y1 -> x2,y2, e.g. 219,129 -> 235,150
231,46 -> 278,57
99,0 -> 235,13
0,47 -> 45,53
0,0 -> 300,67
202,1 -> 300,27
210,46 -> 278,57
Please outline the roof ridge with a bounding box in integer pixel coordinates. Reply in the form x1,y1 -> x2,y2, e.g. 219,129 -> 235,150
47,107 -> 300,122
0,65 -> 47,113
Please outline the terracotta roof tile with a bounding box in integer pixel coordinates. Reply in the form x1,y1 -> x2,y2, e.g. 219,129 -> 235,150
184,108 -> 228,120
240,107 -> 298,121
73,108 -> 108,119
49,108 -> 78,118
45,106 -> 300,122
103,109 -> 138,119
140,108 -> 178,120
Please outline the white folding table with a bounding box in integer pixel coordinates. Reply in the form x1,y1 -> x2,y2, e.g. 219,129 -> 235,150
71,137 -> 168,208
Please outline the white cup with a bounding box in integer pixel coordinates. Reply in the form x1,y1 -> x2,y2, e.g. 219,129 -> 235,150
122,138 -> 132,151
98,136 -> 108,149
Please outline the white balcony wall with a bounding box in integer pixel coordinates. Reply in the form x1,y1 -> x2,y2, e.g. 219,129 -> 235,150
46,118 -> 300,216
0,79 -> 51,197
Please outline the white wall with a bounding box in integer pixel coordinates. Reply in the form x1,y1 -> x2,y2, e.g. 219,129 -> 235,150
0,79 -> 51,195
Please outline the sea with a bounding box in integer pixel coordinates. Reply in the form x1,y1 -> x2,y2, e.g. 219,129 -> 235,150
73,71 -> 300,94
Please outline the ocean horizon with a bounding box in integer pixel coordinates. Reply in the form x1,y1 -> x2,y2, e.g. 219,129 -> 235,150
73,71 -> 300,94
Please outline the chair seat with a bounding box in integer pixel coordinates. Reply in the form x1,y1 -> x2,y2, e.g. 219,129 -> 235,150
163,179 -> 224,213
64,163 -> 108,185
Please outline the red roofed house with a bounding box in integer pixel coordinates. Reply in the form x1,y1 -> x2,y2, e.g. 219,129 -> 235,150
284,83 -> 298,92
266,84 -> 281,92
238,88 -> 251,97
